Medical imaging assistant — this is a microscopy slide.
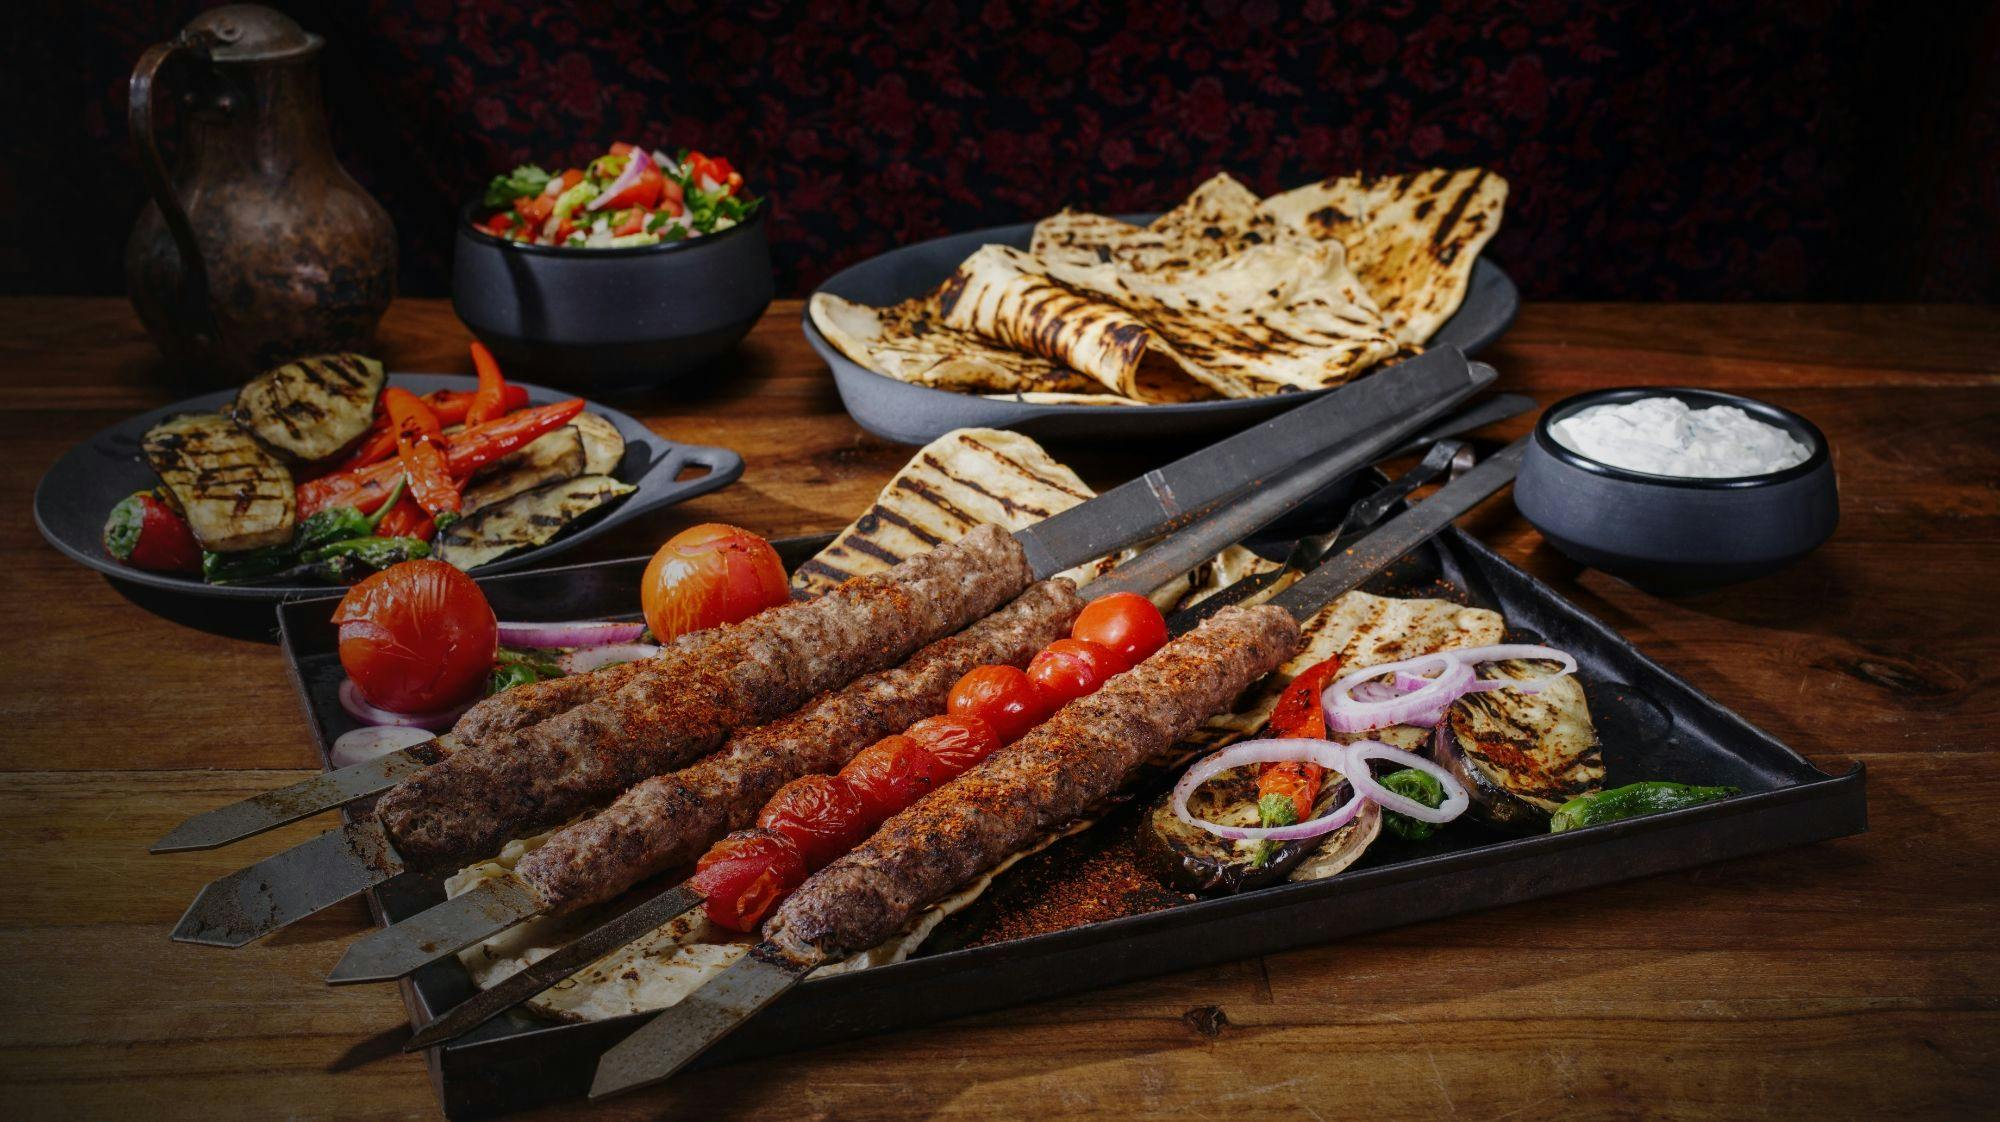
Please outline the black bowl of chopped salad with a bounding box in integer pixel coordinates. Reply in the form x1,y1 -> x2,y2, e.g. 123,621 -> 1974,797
454,143 -> 773,393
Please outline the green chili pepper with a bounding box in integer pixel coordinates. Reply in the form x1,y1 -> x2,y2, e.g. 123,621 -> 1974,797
487,647 -> 566,697
202,543 -> 297,583
1249,793 -> 1301,868
1549,781 -> 1740,833
1379,768 -> 1446,840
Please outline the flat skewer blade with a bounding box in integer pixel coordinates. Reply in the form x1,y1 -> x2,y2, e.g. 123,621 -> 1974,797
171,820 -> 404,947
328,876 -> 542,985
151,741 -> 443,853
405,884 -> 706,1050
1265,437 -> 1527,625
590,950 -> 811,1100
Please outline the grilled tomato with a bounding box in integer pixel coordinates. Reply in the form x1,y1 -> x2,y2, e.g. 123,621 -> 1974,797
841,733 -> 952,823
1027,638 -> 1122,705
1071,592 -> 1168,670
692,828 -> 807,933
947,664 -> 1050,743
333,559 -> 497,713
757,774 -> 872,868
903,715 -> 1000,780
641,523 -> 790,642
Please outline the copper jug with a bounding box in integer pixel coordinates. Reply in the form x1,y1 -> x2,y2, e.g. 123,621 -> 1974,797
126,4 -> 396,385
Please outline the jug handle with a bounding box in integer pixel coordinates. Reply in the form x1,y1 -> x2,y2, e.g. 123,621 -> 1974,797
129,31 -> 219,347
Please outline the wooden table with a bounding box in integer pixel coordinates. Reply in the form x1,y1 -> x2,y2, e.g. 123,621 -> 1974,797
3,299 -> 1995,1120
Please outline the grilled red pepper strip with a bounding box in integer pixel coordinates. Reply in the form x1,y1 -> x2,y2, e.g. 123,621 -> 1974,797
373,490 -> 435,541
1256,657 -> 1343,827
467,342 -> 510,425
384,388 -> 459,518
338,385 -> 531,471
299,397 -> 586,519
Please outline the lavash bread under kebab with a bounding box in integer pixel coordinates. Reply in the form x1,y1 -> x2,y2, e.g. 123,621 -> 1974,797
513,578 -> 1086,913
762,603 -> 1302,964
788,427 -> 1275,606
1263,167 -> 1508,346
373,522 -> 1035,870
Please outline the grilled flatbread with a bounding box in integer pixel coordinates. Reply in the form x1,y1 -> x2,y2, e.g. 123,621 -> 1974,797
1030,172 -> 1276,277
936,246 -> 1217,402
942,242 -> 1398,400
1264,167 -> 1507,345
810,290 -> 1099,396
140,412 -> 295,552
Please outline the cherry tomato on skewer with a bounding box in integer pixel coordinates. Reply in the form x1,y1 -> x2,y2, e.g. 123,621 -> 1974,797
690,828 -> 807,933
756,774 -> 871,869
840,733 -> 951,824
1027,638 -> 1123,706
1071,592 -> 1169,671
947,664 -> 1049,743
903,715 -> 999,780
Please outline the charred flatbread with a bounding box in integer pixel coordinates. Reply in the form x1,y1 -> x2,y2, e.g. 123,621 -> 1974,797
809,290 -> 1099,395
1264,167 -> 1507,345
941,242 -> 1398,400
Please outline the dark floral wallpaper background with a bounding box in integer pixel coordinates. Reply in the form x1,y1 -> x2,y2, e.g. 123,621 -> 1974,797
10,0 -> 1996,300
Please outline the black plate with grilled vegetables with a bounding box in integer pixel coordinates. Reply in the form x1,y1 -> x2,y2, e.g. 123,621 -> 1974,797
34,372 -> 742,602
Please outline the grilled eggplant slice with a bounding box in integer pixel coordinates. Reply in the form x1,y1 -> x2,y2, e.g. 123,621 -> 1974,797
231,353 -> 385,462
462,426 -> 586,512
1430,659 -> 1603,831
1143,769 -> 1382,893
141,413 -> 296,552
435,474 -> 635,570
570,411 -> 626,475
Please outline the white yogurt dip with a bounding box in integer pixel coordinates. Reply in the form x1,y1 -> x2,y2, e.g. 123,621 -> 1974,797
1550,396 -> 1812,479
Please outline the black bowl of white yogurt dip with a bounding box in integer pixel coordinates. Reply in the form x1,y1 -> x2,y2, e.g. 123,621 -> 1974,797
1515,387 -> 1838,592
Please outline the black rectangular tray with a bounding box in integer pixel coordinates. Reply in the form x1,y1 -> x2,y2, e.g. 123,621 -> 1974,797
275,488 -> 1866,1119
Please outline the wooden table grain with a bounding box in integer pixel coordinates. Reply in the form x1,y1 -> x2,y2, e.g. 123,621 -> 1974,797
2,298 -> 1995,1120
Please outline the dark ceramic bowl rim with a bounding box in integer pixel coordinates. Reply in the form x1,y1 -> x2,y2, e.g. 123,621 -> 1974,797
1533,386 -> 1829,490
455,194 -> 768,259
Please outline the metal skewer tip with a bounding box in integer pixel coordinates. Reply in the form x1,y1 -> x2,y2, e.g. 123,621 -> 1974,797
404,883 -> 707,1051
170,821 -> 404,947
150,745 -> 441,853
327,877 -> 541,985
589,950 -> 812,1100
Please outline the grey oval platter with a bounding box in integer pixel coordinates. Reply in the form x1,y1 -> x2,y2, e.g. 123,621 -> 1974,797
32,374 -> 743,602
805,214 -> 1519,444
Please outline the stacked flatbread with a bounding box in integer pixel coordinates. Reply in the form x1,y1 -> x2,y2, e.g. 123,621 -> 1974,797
812,168 -> 1507,406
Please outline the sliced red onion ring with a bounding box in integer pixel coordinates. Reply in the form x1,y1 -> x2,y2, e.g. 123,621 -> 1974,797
1170,739 -> 1365,843
337,678 -> 476,731
1321,652 -> 1477,734
330,725 -> 433,770
497,620 -> 647,649
1446,644 -> 1579,695
586,147 -> 653,211
1344,739 -> 1469,824
559,642 -> 662,674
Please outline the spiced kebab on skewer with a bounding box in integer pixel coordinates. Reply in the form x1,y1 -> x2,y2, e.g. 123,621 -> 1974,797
329,363 -> 1498,983
168,349 -> 1495,948
589,440 -> 1526,1099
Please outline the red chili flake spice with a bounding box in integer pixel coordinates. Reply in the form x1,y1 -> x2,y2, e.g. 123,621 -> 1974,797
958,810 -> 1194,948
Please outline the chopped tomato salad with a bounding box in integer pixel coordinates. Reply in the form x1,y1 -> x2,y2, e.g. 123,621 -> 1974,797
476,141 -> 757,249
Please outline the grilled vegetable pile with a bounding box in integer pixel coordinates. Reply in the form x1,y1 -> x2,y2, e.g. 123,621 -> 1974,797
106,346 -> 636,584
